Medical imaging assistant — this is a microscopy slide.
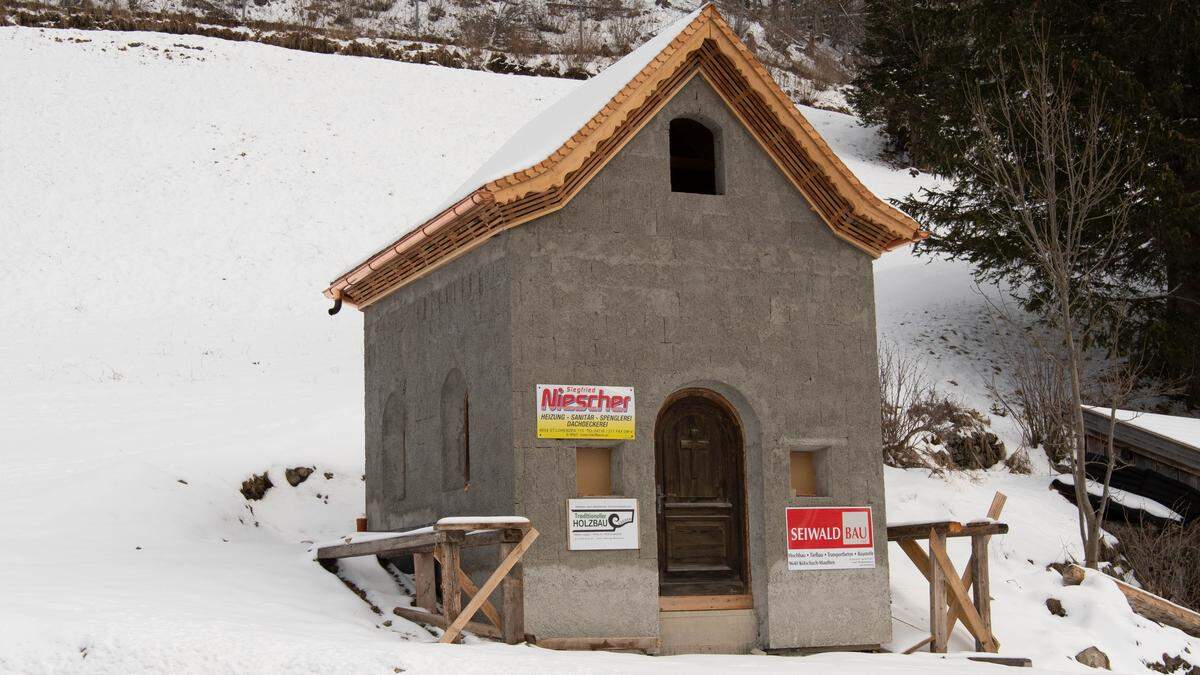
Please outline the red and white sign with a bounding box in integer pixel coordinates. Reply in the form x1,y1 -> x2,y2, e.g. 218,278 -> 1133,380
786,506 -> 875,570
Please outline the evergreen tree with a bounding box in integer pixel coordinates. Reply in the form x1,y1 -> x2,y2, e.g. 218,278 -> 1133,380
851,0 -> 1200,406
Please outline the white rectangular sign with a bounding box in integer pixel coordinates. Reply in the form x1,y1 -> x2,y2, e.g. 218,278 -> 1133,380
568,498 -> 639,550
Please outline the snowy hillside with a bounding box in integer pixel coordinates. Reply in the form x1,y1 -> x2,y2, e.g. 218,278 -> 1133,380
3,26 -> 1198,673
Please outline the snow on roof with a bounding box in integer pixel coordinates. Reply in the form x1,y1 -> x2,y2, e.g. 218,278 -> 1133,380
1082,405 -> 1200,451
429,6 -> 704,220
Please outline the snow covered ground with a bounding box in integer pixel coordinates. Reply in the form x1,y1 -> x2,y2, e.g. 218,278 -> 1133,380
3,26 -> 1198,673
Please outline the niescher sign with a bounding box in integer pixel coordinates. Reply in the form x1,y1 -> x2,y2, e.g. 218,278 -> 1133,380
786,506 -> 875,571
536,384 -> 635,440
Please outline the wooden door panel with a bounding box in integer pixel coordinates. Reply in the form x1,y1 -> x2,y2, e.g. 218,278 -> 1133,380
664,516 -> 734,573
655,393 -> 746,595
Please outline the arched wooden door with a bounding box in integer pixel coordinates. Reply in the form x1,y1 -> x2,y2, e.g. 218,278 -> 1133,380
655,391 -> 747,596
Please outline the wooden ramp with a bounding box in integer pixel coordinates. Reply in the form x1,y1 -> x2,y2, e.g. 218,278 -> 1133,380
317,517 -> 538,645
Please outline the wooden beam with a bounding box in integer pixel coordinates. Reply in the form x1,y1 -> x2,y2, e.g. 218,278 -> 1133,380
315,528 -> 504,560
902,636 -> 934,654
970,532 -> 992,651
659,594 -> 754,612
316,531 -> 441,560
1064,564 -> 1200,638
536,637 -> 659,653
500,528 -> 526,645
440,528 -> 540,644
413,552 -> 436,612
887,521 -> 1008,542
928,529 -> 948,654
929,533 -> 999,652
434,520 -> 531,532
899,539 -> 933,582
437,532 -> 464,637
391,605 -> 501,640
946,492 -> 1007,636
433,551 -> 502,629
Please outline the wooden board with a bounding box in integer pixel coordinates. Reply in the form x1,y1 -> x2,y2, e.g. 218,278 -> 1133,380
391,605 -> 501,640
887,521 -> 1008,542
316,528 -> 505,560
536,637 -> 659,653
1065,564 -> 1200,638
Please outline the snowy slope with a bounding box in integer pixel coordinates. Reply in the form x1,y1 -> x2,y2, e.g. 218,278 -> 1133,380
3,26 -> 1198,674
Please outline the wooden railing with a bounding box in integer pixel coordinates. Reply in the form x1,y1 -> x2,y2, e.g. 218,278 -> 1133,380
317,517 -> 539,644
889,492 -> 1009,655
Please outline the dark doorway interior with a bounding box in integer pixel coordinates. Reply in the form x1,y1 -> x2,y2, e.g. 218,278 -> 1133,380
655,390 -> 747,596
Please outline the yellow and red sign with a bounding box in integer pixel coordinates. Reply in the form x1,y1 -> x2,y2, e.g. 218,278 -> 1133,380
536,384 -> 635,440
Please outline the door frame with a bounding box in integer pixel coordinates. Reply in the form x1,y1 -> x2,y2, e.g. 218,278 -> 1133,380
653,387 -> 751,599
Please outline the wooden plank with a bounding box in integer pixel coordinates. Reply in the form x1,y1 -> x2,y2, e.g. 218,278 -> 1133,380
500,528 -> 526,645
928,529 -> 948,654
391,605 -> 501,640
434,520 -> 531,532
971,533 -> 992,651
536,637 -> 659,653
930,532 -> 999,652
659,594 -> 754,612
1065,564 -> 1200,638
440,528 -> 540,644
437,533 -> 463,635
902,635 -> 934,654
315,528 -> 505,560
413,552 -> 436,612
432,550 -> 502,629
887,521 -> 1008,542
966,656 -> 1033,668
316,531 -> 441,560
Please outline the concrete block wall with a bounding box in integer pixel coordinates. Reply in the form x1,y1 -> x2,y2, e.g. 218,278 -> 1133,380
363,242 -> 516,532
504,75 -> 890,648
362,73 -> 891,650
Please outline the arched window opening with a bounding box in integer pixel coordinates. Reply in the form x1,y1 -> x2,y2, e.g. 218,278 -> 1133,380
382,390 -> 406,498
670,118 -> 720,195
441,369 -> 470,491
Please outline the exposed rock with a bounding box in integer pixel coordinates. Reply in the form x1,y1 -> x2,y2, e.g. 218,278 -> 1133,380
1147,653 -> 1199,674
1076,646 -> 1111,670
323,471 -> 334,480
285,466 -> 314,487
239,471 -> 273,500
946,430 -> 1006,469
1046,598 -> 1067,617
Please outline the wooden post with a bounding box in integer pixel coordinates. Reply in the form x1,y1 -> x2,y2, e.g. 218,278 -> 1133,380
500,527 -> 526,644
945,492 -> 1006,635
413,552 -> 437,612
971,533 -> 992,652
928,528 -> 948,653
437,531 -> 464,629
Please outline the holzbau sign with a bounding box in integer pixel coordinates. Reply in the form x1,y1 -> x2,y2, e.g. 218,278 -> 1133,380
786,507 -> 875,570
536,384 -> 635,440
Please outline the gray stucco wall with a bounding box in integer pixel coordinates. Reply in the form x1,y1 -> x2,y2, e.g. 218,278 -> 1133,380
361,73 -> 890,650
363,242 -> 516,532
